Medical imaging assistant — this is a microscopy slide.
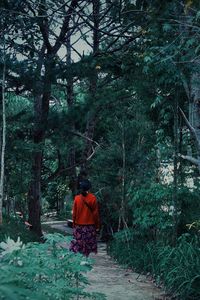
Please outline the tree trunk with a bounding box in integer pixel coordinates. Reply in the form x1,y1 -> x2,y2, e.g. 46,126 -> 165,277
28,91 -> 44,237
178,118 -> 184,185
81,0 -> 100,172
66,35 -> 77,197
172,94 -> 179,244
28,1 -> 78,236
0,45 -> 6,225
189,65 -> 200,171
118,118 -> 128,231
28,55 -> 51,237
179,5 -> 200,172
81,114 -> 97,171
28,151 -> 42,235
180,64 -> 200,172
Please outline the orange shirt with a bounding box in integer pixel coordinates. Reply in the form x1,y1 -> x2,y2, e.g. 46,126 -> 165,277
72,193 -> 100,230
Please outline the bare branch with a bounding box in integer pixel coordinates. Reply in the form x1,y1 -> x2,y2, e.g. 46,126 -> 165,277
86,145 -> 100,161
52,0 -> 80,54
178,154 -> 199,166
77,27 -> 93,48
101,33 -> 142,55
69,130 -> 100,147
71,46 -> 83,59
71,2 -> 136,39
179,107 -> 200,156
99,2 -> 115,22
179,107 -> 196,136
43,141 -> 100,183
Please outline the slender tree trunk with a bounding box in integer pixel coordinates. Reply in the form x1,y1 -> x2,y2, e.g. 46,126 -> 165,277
172,95 -> 179,244
81,0 -> 100,172
0,45 -> 6,225
121,118 -> 128,229
66,35 -> 77,197
81,115 -> 97,170
118,118 -> 128,231
178,117 -> 184,186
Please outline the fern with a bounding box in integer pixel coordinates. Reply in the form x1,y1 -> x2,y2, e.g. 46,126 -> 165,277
0,234 -> 104,300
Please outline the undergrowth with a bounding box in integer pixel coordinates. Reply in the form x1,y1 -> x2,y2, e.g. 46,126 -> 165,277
0,215 -> 39,243
0,233 -> 105,300
108,229 -> 200,300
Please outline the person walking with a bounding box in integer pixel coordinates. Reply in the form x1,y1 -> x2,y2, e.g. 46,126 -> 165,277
69,179 -> 100,257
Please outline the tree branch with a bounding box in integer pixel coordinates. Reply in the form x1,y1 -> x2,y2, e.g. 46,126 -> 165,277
38,1 -> 52,53
178,154 -> 199,166
179,106 -> 200,151
68,130 -> 100,147
52,0 -> 79,55
179,107 -> 196,136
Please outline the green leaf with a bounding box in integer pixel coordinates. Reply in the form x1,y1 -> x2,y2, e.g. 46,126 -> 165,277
163,23 -> 172,32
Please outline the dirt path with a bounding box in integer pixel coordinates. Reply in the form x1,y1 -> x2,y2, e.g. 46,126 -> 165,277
87,243 -> 166,300
45,222 -> 168,300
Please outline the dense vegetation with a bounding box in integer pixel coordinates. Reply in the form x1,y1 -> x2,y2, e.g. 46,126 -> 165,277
0,0 -> 200,299
0,233 -> 105,299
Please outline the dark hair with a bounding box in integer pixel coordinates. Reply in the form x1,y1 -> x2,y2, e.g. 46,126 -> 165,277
79,179 -> 91,196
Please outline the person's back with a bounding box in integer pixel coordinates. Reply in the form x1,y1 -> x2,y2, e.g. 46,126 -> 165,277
69,179 -> 100,257
73,193 -> 100,229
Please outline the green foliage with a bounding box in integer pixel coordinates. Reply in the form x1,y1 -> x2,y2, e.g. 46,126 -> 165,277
4,94 -> 33,212
156,234 -> 200,300
0,233 -> 104,300
187,220 -> 200,231
177,187 -> 200,235
109,232 -> 200,300
0,236 -> 24,256
128,182 -> 200,236
0,215 -> 39,243
129,183 -> 173,231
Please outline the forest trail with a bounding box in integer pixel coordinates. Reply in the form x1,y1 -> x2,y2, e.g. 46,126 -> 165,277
45,221 -> 168,300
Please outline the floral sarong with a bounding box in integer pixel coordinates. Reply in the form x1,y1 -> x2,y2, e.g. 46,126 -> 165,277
69,225 -> 97,257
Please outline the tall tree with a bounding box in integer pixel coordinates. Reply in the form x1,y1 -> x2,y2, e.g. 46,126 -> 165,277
66,34 -> 77,197
80,0 -> 100,172
27,0 -> 80,236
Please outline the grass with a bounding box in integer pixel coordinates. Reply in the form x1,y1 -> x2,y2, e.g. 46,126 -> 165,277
109,231 -> 200,300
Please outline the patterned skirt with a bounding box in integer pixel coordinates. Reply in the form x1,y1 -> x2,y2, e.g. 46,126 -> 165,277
69,225 -> 97,257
